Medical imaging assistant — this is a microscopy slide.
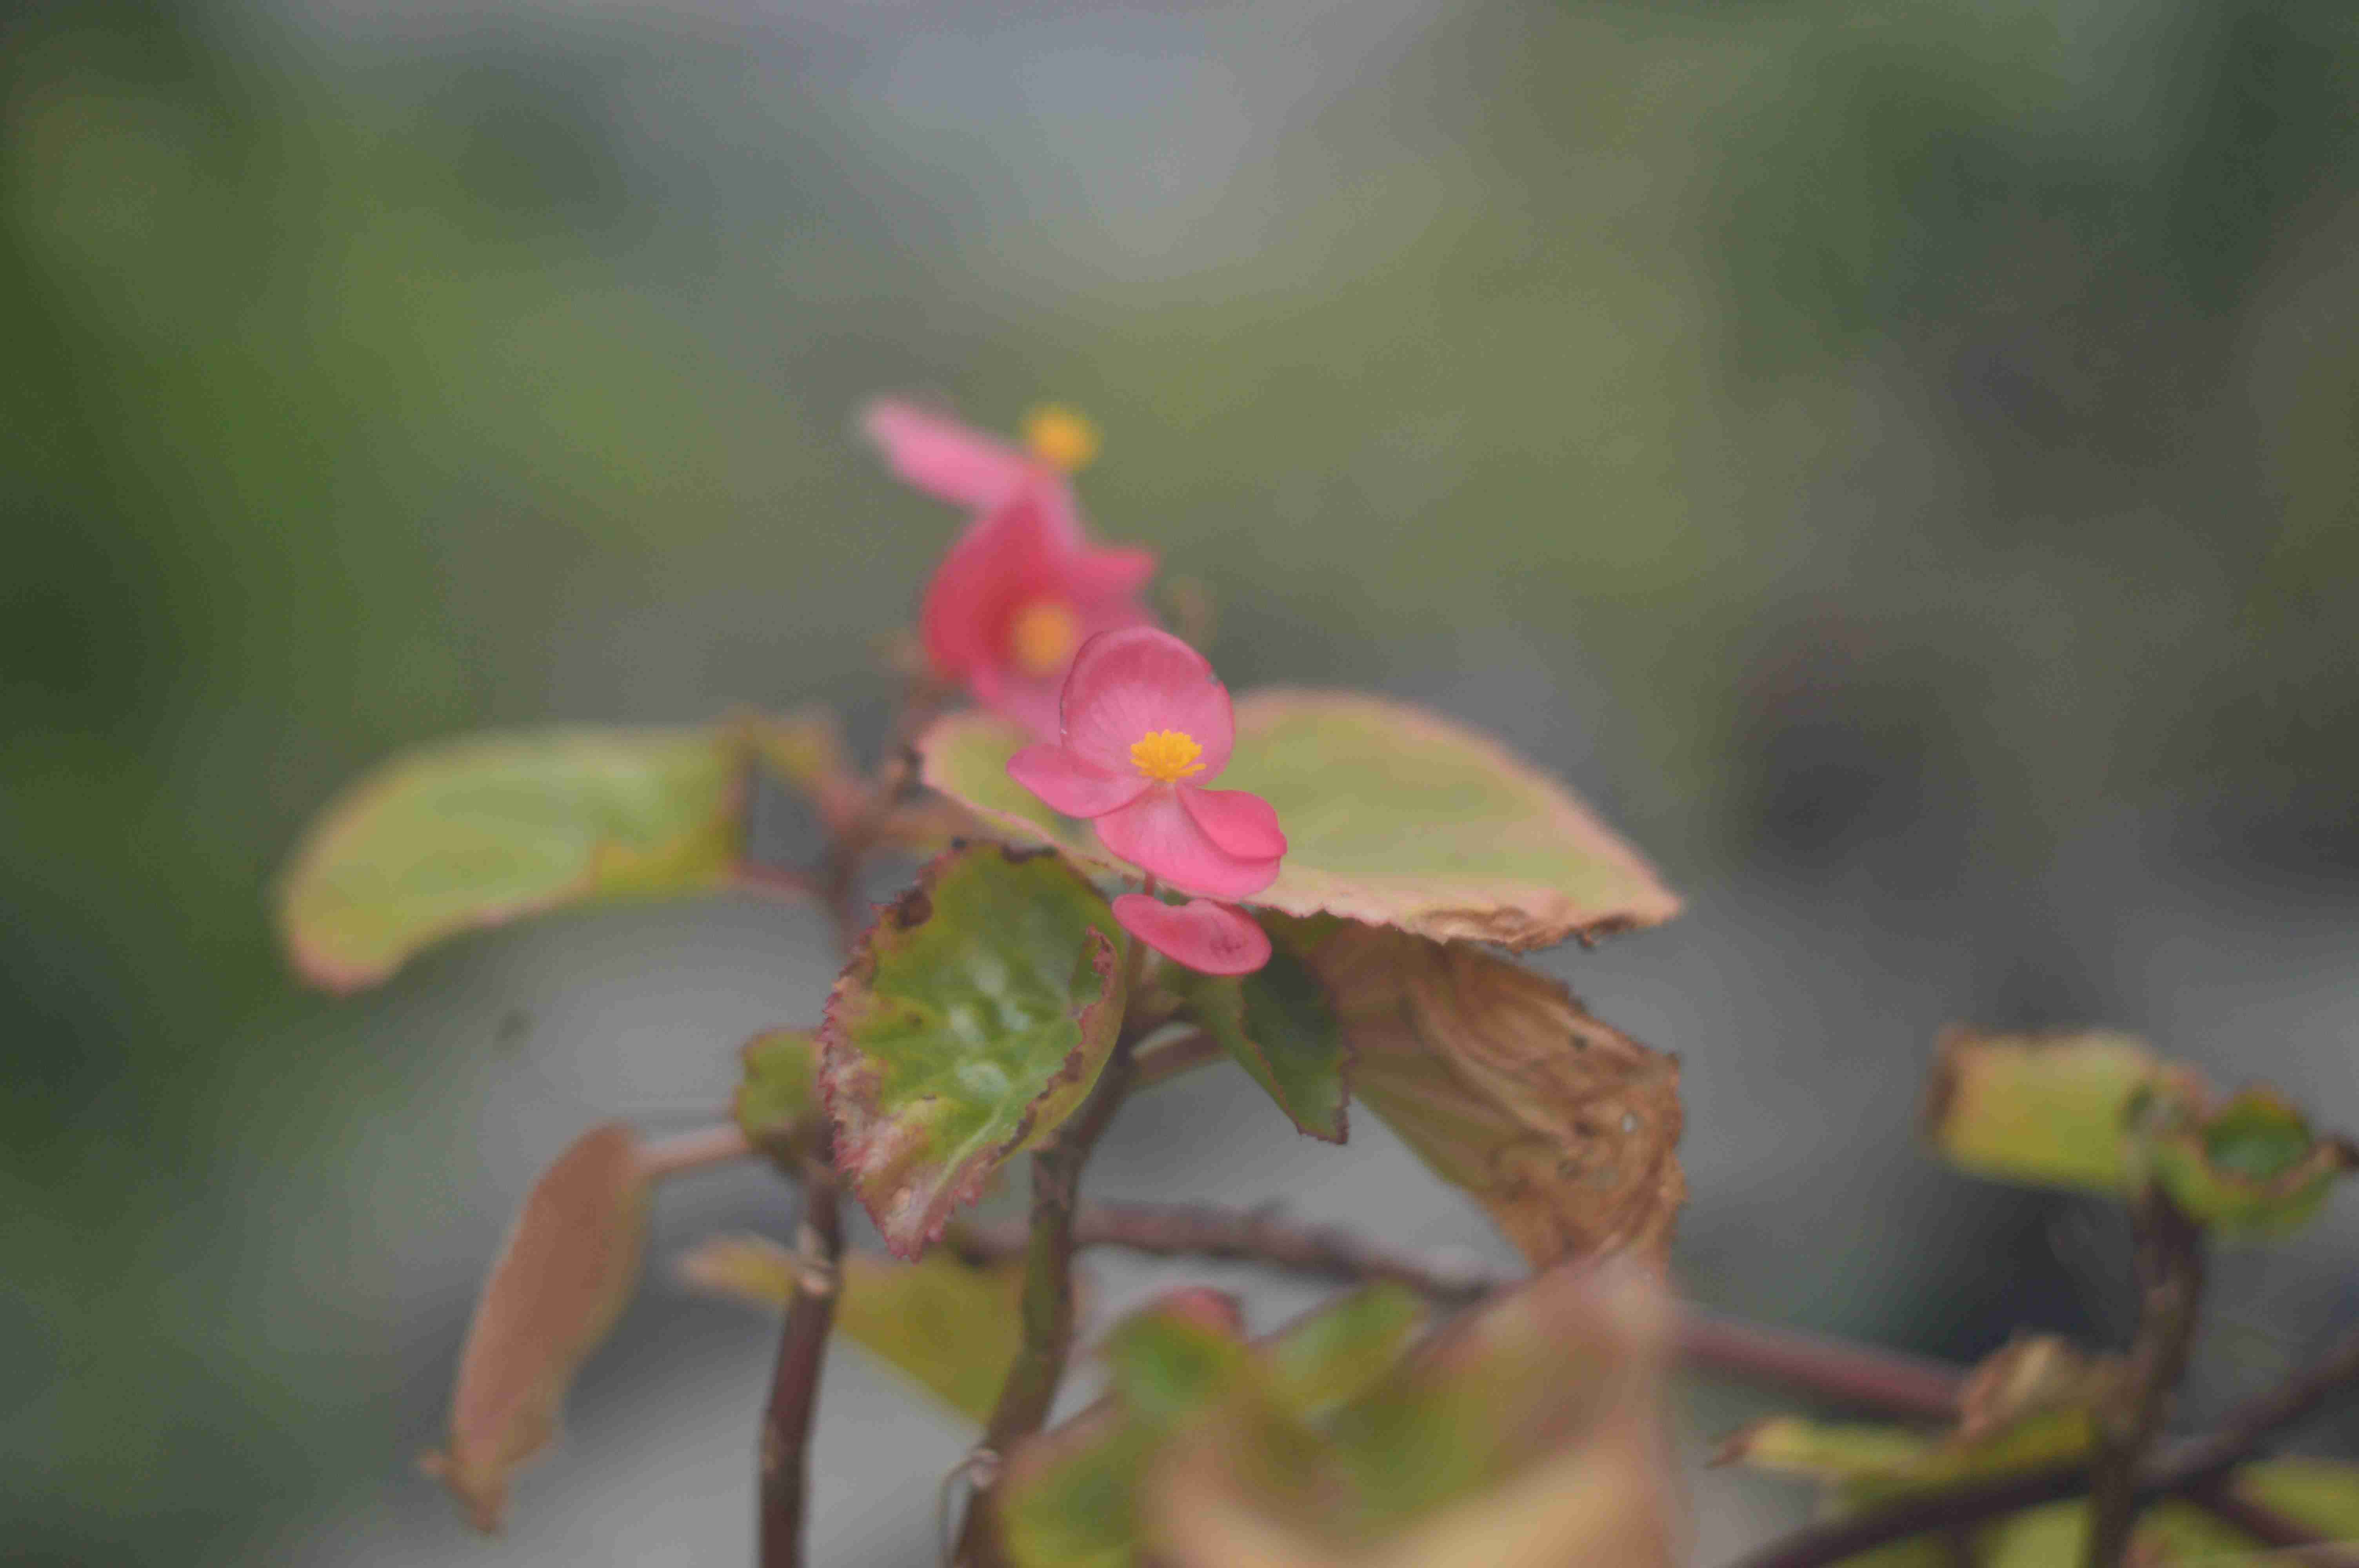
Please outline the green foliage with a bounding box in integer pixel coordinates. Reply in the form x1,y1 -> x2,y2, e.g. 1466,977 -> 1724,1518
918,690 -> 1680,952
732,1028 -> 821,1165
1926,1027 -> 2357,1231
678,1236 -> 1025,1424
819,844 -> 1127,1257
1180,919 -> 1349,1142
277,724 -> 755,990
1000,1269 -> 1671,1568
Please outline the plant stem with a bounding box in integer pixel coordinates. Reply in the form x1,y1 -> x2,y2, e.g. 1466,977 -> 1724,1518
2085,1188 -> 2208,1568
951,1039 -> 1141,1566
639,1124 -> 753,1180
758,1147 -> 843,1568
958,1199 -> 1966,1422
1720,1314 -> 2359,1568
756,677 -> 942,1568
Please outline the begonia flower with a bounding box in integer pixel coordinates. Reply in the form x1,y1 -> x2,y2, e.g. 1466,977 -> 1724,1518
1008,627 -> 1285,902
1110,892 -> 1271,976
865,398 -> 1156,739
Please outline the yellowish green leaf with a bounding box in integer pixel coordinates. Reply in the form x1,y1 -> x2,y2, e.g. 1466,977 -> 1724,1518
1922,1027 -> 2179,1194
676,1234 -> 1024,1423
279,724 -> 752,990
420,1124 -> 650,1532
2141,1084 -> 2357,1233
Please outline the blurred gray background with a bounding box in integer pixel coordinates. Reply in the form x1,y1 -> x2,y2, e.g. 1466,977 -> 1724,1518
6,0 -> 2358,1562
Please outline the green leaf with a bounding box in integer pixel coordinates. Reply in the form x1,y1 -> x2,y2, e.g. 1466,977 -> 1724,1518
420,1124 -> 650,1533
917,690 -> 1681,952
1183,919 -> 1349,1142
1150,1266 -> 1677,1567
1265,1285 -> 1428,1419
278,724 -> 753,990
1926,1027 -> 2357,1229
676,1235 -> 1025,1424
999,1287 -> 1425,1568
1303,920 -> 1685,1269
1005,1273 -> 1675,1568
732,1029 -> 821,1165
1923,1027 -> 2181,1194
2142,1085 -> 2357,1233
819,844 -> 1127,1257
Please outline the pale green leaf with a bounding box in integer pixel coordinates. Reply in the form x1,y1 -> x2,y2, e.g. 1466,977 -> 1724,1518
279,724 -> 751,990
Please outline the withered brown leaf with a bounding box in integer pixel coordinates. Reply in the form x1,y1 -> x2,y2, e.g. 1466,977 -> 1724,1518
419,1123 -> 650,1532
1302,922 -> 1685,1269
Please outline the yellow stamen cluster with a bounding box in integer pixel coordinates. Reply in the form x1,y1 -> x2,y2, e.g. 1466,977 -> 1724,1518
1023,404 -> 1100,473
1129,729 -> 1205,783
1007,599 -> 1082,677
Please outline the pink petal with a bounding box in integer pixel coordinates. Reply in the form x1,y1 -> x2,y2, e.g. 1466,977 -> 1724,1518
1094,788 -> 1281,900
1007,744 -> 1150,819
918,486 -> 1068,679
1062,544 -> 1159,601
1112,895 -> 1270,976
862,399 -> 1034,510
1179,787 -> 1286,862
1058,628 -> 1236,779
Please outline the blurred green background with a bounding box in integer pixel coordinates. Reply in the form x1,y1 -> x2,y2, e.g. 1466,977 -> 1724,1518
8,0 -> 2359,1562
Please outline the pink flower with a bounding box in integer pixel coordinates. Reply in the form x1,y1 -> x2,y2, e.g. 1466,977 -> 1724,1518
1008,627 -> 1286,902
1110,892 -> 1271,976
865,399 -> 1156,739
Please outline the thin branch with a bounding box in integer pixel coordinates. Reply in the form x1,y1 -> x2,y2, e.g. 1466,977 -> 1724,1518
1719,1316 -> 2359,1568
1128,1029 -> 1224,1091
952,1040 -> 1143,1568
2087,1190 -> 2208,1568
2186,1481 -> 2359,1568
962,1199 -> 1967,1423
755,677 -> 942,1568
758,1148 -> 843,1568
640,1124 -> 754,1180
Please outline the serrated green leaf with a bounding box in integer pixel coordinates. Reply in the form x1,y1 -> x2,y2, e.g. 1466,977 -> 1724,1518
278,724 -> 751,990
819,844 -> 1127,1257
917,691 -> 1680,953
732,1028 -> 820,1163
1185,921 -> 1349,1142
1302,921 -> 1684,1269
676,1235 -> 1023,1423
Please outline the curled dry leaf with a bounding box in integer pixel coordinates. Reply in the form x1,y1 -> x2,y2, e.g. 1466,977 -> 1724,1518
420,1123 -> 650,1533
916,690 -> 1680,953
818,843 -> 1127,1257
1299,921 -> 1685,1269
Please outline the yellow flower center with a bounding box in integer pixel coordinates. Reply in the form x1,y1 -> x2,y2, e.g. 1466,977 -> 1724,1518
1129,729 -> 1205,782
1023,404 -> 1100,473
1007,599 -> 1082,677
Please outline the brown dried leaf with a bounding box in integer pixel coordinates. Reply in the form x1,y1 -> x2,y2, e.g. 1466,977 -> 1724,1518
1301,922 -> 1685,1269
419,1123 -> 650,1532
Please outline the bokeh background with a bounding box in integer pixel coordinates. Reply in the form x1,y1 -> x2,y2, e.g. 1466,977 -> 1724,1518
8,0 -> 2359,1561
